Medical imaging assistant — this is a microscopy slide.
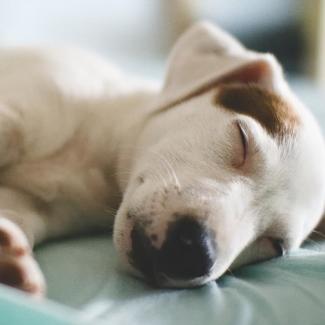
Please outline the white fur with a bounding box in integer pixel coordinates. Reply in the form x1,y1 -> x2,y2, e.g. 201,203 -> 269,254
0,22 -> 323,293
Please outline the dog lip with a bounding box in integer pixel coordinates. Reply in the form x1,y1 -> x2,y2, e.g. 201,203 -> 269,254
154,272 -> 211,288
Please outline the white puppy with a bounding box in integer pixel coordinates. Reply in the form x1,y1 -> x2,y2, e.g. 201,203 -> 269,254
0,22 -> 324,296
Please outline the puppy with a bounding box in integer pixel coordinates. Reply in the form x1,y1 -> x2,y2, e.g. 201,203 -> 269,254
0,22 -> 324,296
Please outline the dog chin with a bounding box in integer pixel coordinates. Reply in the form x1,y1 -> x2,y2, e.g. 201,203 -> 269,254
156,274 -> 214,289
129,267 -> 214,288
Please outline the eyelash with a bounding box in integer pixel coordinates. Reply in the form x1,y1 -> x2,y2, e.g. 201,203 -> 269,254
236,121 -> 248,166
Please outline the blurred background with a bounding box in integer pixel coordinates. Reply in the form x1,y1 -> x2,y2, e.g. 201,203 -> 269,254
0,1 -> 324,100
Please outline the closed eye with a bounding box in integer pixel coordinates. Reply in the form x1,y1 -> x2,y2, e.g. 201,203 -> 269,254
236,120 -> 248,167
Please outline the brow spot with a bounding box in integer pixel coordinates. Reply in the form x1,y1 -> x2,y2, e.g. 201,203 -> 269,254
215,84 -> 300,139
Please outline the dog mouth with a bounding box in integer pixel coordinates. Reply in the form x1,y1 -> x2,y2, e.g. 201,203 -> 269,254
151,272 -> 212,288
128,217 -> 217,288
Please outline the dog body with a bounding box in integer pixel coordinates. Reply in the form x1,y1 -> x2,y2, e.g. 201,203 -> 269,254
0,23 -> 324,295
0,47 -> 158,294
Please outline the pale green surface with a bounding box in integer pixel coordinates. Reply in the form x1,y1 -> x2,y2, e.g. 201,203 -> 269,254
33,236 -> 325,325
0,281 -> 82,325
2,235 -> 324,325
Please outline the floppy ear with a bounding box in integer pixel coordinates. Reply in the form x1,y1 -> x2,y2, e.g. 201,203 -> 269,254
157,22 -> 289,110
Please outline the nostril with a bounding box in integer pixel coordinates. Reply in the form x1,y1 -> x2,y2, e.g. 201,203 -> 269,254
174,219 -> 206,248
130,225 -> 155,279
158,217 -> 217,280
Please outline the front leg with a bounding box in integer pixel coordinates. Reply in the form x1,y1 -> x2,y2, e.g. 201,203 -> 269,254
0,188 -> 48,297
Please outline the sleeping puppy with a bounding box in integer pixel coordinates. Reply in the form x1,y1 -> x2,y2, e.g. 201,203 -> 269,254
0,22 -> 324,296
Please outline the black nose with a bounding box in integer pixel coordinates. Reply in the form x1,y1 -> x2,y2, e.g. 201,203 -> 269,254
157,217 -> 217,280
130,217 -> 217,283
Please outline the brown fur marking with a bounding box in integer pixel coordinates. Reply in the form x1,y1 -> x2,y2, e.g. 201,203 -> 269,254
216,84 -> 300,138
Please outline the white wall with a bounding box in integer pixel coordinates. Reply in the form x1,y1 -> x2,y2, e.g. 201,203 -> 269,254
0,0 -> 169,77
0,0 -> 301,78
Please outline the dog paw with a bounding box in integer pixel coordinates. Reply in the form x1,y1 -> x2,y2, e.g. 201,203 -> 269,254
0,218 -> 45,297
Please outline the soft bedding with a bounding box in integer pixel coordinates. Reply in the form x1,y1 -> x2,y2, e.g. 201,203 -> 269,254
0,78 -> 324,325
0,236 -> 324,325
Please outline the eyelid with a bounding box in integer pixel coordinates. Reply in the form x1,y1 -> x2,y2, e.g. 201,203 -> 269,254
236,120 -> 249,167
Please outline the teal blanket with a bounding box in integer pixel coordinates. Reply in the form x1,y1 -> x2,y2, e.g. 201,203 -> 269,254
0,237 -> 324,325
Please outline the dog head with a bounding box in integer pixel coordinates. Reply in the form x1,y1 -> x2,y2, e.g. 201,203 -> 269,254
113,22 -> 325,287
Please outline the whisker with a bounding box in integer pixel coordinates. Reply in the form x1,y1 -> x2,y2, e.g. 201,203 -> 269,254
161,155 -> 181,191
148,148 -> 181,191
106,143 -> 184,192
147,149 -> 172,189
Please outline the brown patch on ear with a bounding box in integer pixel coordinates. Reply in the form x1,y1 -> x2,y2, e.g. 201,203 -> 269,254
216,84 -> 300,138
